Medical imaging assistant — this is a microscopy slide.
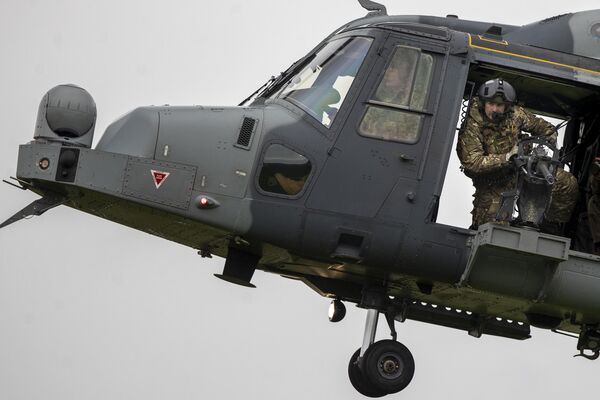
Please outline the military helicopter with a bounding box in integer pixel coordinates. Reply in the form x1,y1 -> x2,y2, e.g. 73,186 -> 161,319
3,0 -> 600,396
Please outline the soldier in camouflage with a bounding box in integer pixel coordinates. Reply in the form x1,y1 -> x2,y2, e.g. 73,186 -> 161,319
456,78 -> 578,230
587,160 -> 600,254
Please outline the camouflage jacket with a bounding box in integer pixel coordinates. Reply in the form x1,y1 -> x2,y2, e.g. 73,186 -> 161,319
589,161 -> 600,195
457,97 -> 557,182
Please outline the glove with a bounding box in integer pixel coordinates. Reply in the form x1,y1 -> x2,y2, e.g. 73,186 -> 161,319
548,131 -> 558,147
505,145 -> 519,162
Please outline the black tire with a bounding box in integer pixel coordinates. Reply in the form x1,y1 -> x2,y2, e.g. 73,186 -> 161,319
348,348 -> 387,398
362,340 -> 415,394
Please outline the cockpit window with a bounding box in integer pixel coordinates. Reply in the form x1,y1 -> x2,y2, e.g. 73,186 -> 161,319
372,49 -> 419,106
359,46 -> 434,143
271,37 -> 373,128
258,144 -> 312,196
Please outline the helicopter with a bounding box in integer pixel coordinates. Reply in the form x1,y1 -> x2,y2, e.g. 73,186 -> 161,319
3,0 -> 600,397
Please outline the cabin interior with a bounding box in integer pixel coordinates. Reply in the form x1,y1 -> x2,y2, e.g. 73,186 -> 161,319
439,63 -> 600,254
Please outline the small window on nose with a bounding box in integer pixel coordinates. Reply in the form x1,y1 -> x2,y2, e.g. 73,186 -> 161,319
258,144 -> 312,197
592,23 -> 600,38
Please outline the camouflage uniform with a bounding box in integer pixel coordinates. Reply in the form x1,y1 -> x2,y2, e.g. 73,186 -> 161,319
587,162 -> 600,253
456,97 -> 578,228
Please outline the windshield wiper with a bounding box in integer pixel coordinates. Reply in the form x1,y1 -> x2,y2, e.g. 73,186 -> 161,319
239,52 -> 321,106
238,75 -> 279,106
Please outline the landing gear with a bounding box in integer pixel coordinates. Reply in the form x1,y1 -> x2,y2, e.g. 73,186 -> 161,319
348,348 -> 386,398
348,309 -> 415,397
575,326 -> 600,360
363,340 -> 414,394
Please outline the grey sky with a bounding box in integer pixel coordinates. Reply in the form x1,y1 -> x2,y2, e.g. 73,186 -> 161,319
1,0 -> 600,399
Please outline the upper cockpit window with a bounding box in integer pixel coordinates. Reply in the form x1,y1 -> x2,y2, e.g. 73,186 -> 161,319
271,37 -> 373,128
359,46 -> 434,143
372,49 -> 419,106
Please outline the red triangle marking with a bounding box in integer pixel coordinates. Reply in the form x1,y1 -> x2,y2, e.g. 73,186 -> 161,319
151,169 -> 170,189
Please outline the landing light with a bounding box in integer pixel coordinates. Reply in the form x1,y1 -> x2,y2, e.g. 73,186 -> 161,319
195,195 -> 220,209
328,299 -> 346,322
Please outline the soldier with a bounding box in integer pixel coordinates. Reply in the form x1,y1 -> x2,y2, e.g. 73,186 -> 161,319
587,159 -> 600,254
456,78 -> 578,230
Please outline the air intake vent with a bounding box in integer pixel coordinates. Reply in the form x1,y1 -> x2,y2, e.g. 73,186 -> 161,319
331,233 -> 364,262
236,117 -> 257,149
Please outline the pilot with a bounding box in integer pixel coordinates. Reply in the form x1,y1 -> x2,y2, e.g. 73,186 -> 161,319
374,57 -> 413,105
456,78 -> 578,231
274,172 -> 308,196
359,56 -> 418,141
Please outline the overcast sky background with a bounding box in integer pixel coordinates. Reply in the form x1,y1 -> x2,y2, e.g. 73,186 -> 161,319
1,1 -> 600,399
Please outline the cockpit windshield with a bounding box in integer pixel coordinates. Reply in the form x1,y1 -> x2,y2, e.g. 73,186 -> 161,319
270,37 -> 373,128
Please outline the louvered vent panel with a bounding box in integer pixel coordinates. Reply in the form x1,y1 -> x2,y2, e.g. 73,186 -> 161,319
237,117 -> 256,148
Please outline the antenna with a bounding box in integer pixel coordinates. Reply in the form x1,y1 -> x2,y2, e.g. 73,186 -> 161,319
483,25 -> 504,40
357,0 -> 387,16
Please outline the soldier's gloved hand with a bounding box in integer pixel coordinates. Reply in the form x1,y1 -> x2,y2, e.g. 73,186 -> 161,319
505,145 -> 519,162
548,131 -> 558,147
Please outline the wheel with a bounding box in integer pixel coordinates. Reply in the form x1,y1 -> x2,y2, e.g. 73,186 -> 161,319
362,340 -> 415,394
348,348 -> 387,398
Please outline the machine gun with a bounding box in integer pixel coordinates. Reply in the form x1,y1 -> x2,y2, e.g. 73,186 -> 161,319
496,137 -> 561,229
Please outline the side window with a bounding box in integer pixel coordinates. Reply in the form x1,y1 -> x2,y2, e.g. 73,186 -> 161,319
258,144 -> 312,196
359,46 -> 434,143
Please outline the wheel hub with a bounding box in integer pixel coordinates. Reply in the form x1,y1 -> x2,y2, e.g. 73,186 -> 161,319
382,359 -> 398,373
378,353 -> 403,379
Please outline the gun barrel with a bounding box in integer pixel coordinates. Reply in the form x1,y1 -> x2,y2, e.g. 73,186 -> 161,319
538,162 -> 555,185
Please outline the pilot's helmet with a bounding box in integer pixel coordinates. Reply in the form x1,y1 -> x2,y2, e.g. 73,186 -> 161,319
478,78 -> 517,105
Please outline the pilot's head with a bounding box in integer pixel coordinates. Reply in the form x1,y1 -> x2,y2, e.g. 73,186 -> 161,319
376,57 -> 414,105
478,78 -> 516,122
383,66 -> 403,89
383,57 -> 412,89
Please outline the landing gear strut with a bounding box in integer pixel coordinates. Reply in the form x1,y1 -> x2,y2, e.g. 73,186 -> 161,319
348,309 -> 415,397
